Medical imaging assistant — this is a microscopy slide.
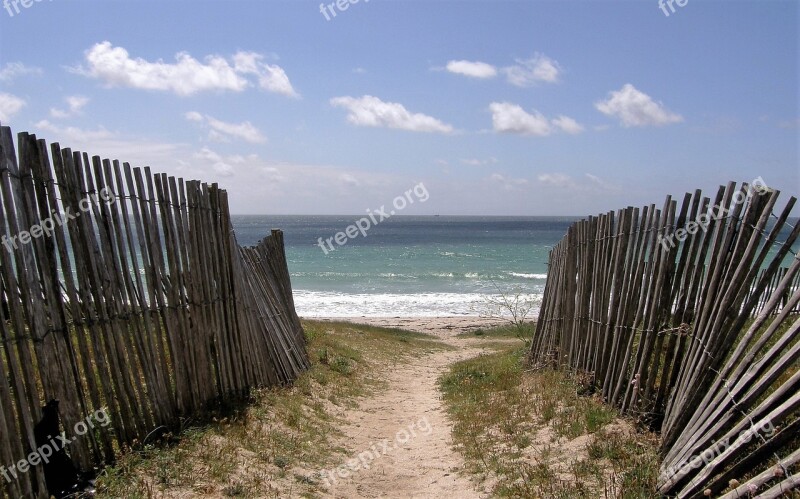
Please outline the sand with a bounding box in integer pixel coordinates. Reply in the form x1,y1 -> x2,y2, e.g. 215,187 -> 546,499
310,316 -> 508,339
306,316 -> 514,498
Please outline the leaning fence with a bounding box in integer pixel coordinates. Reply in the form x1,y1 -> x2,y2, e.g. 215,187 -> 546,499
0,123 -> 310,499
529,180 -> 799,497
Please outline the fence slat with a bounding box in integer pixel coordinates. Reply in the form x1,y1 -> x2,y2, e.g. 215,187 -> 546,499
0,123 -> 309,499
529,179 -> 800,496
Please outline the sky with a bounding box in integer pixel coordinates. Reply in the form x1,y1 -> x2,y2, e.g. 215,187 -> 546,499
0,0 -> 797,216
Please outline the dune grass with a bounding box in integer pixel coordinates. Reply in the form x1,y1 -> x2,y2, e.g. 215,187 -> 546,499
94,320 -> 449,498
439,340 -> 660,498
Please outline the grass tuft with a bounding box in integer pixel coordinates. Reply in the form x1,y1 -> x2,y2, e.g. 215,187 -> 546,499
439,331 -> 660,498
95,320 -> 448,498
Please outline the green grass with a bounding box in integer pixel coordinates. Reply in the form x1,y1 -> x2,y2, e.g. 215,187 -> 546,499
456,322 -> 536,343
439,337 -> 660,498
95,320 -> 449,498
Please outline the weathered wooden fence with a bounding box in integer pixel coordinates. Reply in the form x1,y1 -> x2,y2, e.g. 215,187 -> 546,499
529,180 -> 799,497
0,123 -> 310,499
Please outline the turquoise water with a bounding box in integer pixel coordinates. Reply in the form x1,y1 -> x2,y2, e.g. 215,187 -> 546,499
230,214 -> 799,317
232,215 -> 576,317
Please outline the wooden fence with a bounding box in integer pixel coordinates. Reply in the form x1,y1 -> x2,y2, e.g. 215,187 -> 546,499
0,123 -> 310,499
528,180 -> 799,497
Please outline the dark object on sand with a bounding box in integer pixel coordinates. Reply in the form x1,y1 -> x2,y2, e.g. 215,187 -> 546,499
33,400 -> 90,498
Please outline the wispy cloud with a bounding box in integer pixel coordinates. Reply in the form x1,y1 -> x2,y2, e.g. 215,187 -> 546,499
503,53 -> 561,86
35,119 -> 115,141
460,157 -> 498,166
232,52 -> 299,98
0,62 -> 42,82
74,41 -> 298,97
50,95 -> 90,119
490,172 -> 529,191
330,95 -> 454,134
193,147 -> 237,177
537,172 -> 619,192
551,115 -> 584,134
537,172 -> 574,188
0,93 -> 26,122
186,112 -> 267,144
32,120 -> 187,169
595,84 -> 683,127
446,60 -> 497,79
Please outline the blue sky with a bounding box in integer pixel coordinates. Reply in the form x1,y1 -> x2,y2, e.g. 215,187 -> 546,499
0,0 -> 797,215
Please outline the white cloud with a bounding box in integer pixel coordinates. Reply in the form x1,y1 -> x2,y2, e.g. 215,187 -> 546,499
339,173 -> 361,186
461,157 -> 498,166
504,54 -> 561,86
595,84 -> 683,127
551,115 -> 584,134
193,147 -> 235,177
213,161 -> 235,177
185,111 -> 204,122
489,102 -> 552,136
490,173 -> 529,191
0,93 -> 26,122
76,42 -> 297,98
259,65 -> 297,97
446,60 -> 497,79
35,119 -> 115,141
50,95 -> 90,119
232,52 -> 299,98
205,116 -> 266,144
186,112 -> 267,144
330,95 -> 454,134
26,123 -> 407,203
0,62 -> 42,82
584,173 -> 617,191
537,172 -> 619,192
538,173 -> 575,188
194,147 -> 222,163
32,120 -> 187,171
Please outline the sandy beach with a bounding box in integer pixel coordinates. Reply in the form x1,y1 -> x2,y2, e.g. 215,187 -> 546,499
307,316 -> 510,339
303,315 -> 516,498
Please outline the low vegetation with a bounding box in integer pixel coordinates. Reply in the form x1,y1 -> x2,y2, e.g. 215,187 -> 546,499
95,320 -> 667,498
95,320 -> 449,498
439,340 -> 660,498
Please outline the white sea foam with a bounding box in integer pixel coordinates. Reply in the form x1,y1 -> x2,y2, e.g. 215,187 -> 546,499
508,272 -> 548,279
293,290 -> 543,317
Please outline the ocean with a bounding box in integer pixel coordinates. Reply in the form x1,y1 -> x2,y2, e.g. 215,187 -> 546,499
231,215 -> 577,317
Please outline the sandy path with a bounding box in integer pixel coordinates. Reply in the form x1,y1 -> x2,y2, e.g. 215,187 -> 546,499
313,317 -> 505,498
